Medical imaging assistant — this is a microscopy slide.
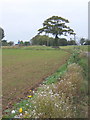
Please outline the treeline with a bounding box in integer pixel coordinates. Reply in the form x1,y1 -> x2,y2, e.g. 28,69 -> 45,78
1,40 -> 30,46
31,35 -> 77,46
80,38 -> 90,45
31,35 -> 90,46
1,40 -> 14,46
1,35 -> 90,46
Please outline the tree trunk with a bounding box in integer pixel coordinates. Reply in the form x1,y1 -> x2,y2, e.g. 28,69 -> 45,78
54,34 -> 59,46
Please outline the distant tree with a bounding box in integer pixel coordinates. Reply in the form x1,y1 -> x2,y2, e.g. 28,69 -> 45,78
20,41 -> 23,45
31,35 -> 43,45
24,41 -> 30,46
58,38 -> 68,46
31,35 -> 68,46
38,16 -> 75,46
80,38 -> 85,45
2,40 -> 8,46
68,40 -> 77,45
0,27 -> 4,40
47,37 -> 54,46
84,39 -> 90,45
8,41 -> 14,46
31,35 -> 53,46
18,40 -> 24,46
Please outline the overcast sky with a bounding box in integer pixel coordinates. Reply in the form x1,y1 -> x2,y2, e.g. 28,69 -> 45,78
0,0 -> 89,43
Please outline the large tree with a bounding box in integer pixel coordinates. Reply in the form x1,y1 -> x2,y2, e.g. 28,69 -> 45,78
38,16 -> 76,46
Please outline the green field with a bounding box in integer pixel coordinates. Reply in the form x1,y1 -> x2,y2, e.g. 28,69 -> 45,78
2,47 -> 70,110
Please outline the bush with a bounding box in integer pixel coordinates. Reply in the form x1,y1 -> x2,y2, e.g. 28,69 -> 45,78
56,63 -> 83,97
29,84 -> 74,118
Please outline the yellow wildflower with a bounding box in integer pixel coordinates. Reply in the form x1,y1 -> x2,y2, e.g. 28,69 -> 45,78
28,95 -> 32,98
29,90 -> 32,92
19,108 -> 22,113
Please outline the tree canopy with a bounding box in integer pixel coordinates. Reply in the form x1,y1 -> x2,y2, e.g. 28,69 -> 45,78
38,16 -> 76,46
31,35 -> 53,46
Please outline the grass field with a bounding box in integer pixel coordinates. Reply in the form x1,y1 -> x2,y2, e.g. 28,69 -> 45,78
2,47 -> 70,110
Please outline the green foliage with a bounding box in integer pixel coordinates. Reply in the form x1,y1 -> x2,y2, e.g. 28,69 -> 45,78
31,34 -> 78,46
43,50 -> 81,85
79,37 -> 90,45
1,40 -> 14,46
24,41 -> 30,46
31,35 -> 54,46
0,27 -> 4,40
80,38 -> 85,45
58,38 -> 68,46
1,40 -> 8,46
67,52 -> 79,64
43,64 -> 67,84
84,39 -> 90,45
67,40 -> 77,45
38,16 -> 75,37
78,53 -> 88,80
8,41 -> 14,46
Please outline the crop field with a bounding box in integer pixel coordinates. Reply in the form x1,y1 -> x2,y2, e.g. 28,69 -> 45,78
2,47 -> 70,110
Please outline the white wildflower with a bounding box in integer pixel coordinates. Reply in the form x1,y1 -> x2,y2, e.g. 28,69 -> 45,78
20,113 -> 23,116
11,110 -> 15,114
25,111 -> 28,114
32,110 -> 35,113
60,80 -> 63,82
33,91 -> 35,93
47,86 -> 49,89
55,103 -> 59,107
14,115 -> 20,118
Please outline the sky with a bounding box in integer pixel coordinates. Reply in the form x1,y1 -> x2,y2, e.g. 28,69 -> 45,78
0,0 -> 89,43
